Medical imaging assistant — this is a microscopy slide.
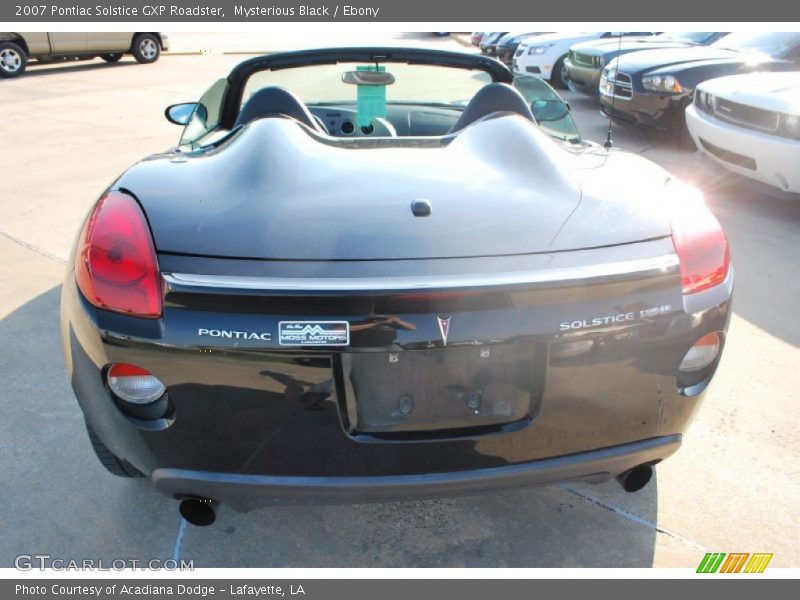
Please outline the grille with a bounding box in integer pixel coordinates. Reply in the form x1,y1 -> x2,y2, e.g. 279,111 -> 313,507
699,138 -> 757,171
713,98 -> 779,133
602,71 -> 633,99
572,52 -> 597,68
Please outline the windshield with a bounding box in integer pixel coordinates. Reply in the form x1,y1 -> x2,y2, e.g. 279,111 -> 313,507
243,63 -> 493,108
712,32 -> 800,57
659,32 -> 718,44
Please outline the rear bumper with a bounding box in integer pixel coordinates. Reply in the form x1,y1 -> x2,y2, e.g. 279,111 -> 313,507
686,104 -> 800,193
61,241 -> 732,504
153,435 -> 681,511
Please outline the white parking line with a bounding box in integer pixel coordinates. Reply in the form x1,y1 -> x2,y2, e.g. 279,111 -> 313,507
558,484 -> 710,553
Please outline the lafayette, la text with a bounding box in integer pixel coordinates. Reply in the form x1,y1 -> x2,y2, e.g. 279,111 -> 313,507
17,584 -> 307,597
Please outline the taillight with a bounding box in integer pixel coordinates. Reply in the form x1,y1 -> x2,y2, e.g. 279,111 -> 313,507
668,185 -> 730,295
679,332 -> 721,372
75,191 -> 162,318
107,363 -> 166,404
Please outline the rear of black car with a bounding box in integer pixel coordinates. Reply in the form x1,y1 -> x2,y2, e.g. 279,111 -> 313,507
61,193 -> 732,512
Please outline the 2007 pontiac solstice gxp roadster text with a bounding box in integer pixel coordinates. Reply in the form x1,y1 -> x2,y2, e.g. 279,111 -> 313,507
60,48 -> 732,526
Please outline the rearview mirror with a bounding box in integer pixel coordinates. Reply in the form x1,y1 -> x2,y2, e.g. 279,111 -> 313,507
165,102 -> 199,126
342,71 -> 395,86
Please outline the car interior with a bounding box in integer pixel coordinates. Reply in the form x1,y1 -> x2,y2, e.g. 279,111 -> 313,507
234,83 -> 537,137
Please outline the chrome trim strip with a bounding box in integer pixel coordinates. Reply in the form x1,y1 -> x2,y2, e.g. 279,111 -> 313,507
163,254 -> 679,293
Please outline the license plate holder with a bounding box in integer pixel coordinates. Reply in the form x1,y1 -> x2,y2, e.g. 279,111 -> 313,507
341,344 -> 537,435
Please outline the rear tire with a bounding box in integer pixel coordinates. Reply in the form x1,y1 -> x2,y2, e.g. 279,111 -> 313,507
550,55 -> 568,89
86,424 -> 144,478
131,34 -> 161,64
0,41 -> 27,78
102,53 -> 123,63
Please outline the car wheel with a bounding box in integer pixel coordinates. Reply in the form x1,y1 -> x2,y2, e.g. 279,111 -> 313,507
102,53 -> 123,63
550,56 -> 569,89
86,424 -> 145,478
132,33 -> 161,64
0,41 -> 27,78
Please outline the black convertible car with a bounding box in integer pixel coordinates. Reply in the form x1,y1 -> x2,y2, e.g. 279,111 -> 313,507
61,48 -> 732,526
599,32 -> 800,138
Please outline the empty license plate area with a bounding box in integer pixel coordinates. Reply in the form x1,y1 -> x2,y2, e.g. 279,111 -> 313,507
342,344 -> 537,435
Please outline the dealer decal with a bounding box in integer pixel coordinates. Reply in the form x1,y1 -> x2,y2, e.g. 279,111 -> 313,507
278,321 -> 350,346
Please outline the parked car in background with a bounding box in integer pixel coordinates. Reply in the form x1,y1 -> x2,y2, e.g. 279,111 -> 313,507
471,32 -> 484,46
0,32 -> 168,78
566,32 -> 727,96
514,32 -> 658,88
480,32 -> 508,55
494,32 -> 548,66
599,32 -> 800,142
686,71 -> 800,193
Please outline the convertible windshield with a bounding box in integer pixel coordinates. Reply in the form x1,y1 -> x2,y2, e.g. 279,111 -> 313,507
243,63 -> 493,108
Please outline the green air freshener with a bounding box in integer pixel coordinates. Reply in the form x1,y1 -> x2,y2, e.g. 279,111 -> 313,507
356,65 -> 387,128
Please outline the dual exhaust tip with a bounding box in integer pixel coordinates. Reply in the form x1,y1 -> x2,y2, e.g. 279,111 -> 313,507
178,465 -> 654,526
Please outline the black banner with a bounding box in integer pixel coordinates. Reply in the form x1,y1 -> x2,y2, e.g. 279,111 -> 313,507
2,0 -> 800,22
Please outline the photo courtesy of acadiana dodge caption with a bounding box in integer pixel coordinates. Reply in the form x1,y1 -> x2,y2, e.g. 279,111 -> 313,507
60,47 -> 732,526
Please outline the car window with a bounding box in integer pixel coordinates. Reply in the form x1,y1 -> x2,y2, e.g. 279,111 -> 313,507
242,63 -> 493,108
512,75 -> 581,143
180,78 -> 228,146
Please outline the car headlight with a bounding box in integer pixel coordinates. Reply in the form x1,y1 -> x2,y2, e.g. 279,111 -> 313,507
597,56 -> 605,68
528,44 -> 553,55
642,74 -> 684,93
779,112 -> 800,140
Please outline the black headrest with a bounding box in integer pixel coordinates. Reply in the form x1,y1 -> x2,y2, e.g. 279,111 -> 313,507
236,86 -> 325,132
449,83 -> 535,133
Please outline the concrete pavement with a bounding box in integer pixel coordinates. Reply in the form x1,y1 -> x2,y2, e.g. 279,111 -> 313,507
1,32 -> 798,568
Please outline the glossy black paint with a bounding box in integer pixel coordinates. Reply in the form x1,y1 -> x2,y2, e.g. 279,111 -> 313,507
62,233 -> 732,506
60,48 -> 734,507
566,34 -> 728,95
599,43 -> 800,130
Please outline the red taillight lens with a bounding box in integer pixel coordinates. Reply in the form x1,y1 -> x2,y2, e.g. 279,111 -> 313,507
75,191 -> 162,318
668,187 -> 730,295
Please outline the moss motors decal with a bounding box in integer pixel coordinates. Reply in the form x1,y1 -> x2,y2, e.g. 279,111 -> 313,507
278,321 -> 350,346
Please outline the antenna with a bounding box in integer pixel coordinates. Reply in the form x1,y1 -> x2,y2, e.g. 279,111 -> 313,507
604,32 -> 625,150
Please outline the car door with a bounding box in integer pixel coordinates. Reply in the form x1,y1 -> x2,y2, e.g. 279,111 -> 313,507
47,33 -> 87,54
85,33 -> 132,53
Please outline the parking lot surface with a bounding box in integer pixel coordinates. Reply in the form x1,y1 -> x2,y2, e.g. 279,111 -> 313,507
1,32 -> 798,568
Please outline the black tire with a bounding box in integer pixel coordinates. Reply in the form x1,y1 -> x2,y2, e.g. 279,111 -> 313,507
86,424 -> 145,478
102,53 -> 123,63
0,41 -> 28,78
131,34 -> 161,64
550,55 -> 569,89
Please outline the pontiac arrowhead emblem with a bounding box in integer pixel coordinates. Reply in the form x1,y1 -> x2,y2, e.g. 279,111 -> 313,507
437,316 -> 451,347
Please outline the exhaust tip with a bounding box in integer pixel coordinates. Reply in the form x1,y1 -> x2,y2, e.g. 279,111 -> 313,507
616,465 -> 654,493
179,497 -> 218,527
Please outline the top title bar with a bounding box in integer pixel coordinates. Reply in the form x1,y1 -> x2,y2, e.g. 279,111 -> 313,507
2,0 -> 800,22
